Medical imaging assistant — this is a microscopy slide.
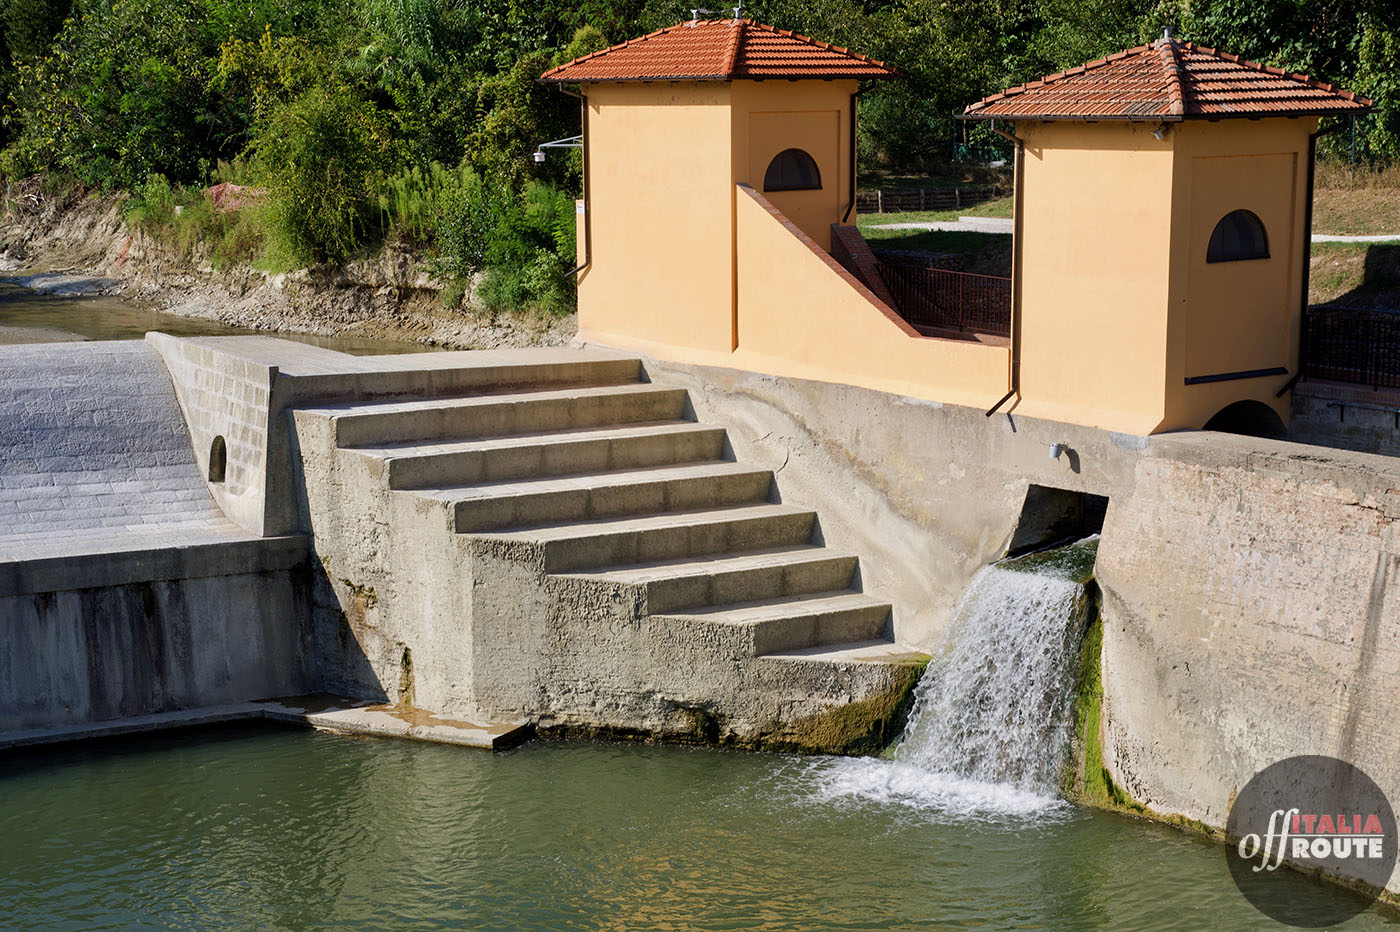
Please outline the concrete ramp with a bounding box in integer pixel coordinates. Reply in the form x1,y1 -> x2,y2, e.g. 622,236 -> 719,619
0,342 -> 233,560
0,340 -> 313,736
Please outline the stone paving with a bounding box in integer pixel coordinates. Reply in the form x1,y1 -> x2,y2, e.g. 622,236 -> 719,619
0,341 -> 240,560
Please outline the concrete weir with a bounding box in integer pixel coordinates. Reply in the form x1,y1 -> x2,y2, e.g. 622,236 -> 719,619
0,335 -> 925,754
7,333 -> 1400,896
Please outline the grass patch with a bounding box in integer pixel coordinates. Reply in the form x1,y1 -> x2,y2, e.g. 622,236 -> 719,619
858,227 -> 1012,276
857,196 -> 1013,225
1313,162 -> 1400,236
1313,188 -> 1400,237
1310,242 -> 1400,308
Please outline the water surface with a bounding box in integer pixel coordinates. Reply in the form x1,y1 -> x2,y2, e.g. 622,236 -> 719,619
0,727 -> 1391,931
0,279 -> 427,354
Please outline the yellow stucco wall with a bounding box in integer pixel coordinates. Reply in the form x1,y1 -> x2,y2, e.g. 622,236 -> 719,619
1012,121 -> 1176,435
733,186 -> 1007,407
1012,118 -> 1312,434
730,81 -> 853,250
575,77 -> 1313,437
577,82 -> 737,354
1162,118 -> 1315,432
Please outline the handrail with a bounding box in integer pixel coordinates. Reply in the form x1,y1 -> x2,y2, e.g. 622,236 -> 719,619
875,261 -> 1011,338
1301,305 -> 1400,391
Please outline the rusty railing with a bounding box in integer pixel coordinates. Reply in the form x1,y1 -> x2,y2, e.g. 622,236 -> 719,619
876,262 -> 1011,338
1302,305 -> 1400,390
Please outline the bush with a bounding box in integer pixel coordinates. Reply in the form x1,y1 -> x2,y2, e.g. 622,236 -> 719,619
377,161 -> 477,246
438,177 -> 575,316
124,173 -> 180,228
252,86 -> 399,265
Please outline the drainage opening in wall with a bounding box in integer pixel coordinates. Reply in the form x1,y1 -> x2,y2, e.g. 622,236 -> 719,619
1007,485 -> 1108,557
208,436 -> 227,483
1203,400 -> 1286,439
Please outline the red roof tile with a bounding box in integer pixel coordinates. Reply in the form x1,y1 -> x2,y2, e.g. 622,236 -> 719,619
540,19 -> 897,83
963,38 -> 1371,121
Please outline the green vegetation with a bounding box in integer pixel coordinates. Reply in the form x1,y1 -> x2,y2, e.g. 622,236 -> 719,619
0,0 -> 1397,315
1311,242 -> 1400,306
1313,163 -> 1400,236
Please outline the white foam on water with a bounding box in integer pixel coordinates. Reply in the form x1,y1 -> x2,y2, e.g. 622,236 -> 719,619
814,550 -> 1092,819
813,757 -> 1068,820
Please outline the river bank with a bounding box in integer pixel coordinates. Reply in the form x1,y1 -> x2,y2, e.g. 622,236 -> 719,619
0,187 -> 576,351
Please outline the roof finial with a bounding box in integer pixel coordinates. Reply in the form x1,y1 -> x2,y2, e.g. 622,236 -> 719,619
1162,26 -> 1173,40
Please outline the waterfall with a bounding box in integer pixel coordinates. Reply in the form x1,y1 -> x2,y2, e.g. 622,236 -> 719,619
817,538 -> 1095,815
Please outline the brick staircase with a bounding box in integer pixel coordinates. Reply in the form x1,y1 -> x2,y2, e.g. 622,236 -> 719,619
292,353 -> 921,747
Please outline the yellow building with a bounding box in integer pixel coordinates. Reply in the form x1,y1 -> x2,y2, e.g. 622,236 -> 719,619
543,25 -> 1370,435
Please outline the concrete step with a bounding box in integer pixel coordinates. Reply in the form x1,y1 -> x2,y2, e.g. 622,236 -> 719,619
759,638 -> 927,665
473,504 -> 818,572
414,461 -> 773,533
655,591 -> 892,655
285,351 -> 646,404
351,420 -> 727,490
558,545 -> 858,612
306,383 -> 688,447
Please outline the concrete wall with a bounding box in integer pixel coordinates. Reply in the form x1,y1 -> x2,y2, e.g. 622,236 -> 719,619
1095,432 -> 1400,892
644,354 -> 1400,895
146,332 -> 283,535
643,356 -> 1142,649
0,530 -> 312,734
1290,382 -> 1400,456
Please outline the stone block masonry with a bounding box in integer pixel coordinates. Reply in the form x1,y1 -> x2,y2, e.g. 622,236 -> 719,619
0,341 -> 232,556
0,340 -> 313,735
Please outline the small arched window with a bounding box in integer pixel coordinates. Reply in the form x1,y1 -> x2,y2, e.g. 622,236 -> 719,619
1207,209 -> 1269,263
208,435 -> 227,484
764,148 -> 822,192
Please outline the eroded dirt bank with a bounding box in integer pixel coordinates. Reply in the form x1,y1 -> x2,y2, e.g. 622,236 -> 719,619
0,188 -> 577,349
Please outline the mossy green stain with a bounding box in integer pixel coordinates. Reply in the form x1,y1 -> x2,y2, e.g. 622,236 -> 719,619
1065,585 -> 1221,839
767,656 -> 931,756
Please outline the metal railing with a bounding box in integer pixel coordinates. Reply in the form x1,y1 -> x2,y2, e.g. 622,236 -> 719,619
876,262 -> 1011,337
1302,305 -> 1400,390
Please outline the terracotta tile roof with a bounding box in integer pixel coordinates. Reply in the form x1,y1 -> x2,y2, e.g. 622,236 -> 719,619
540,19 -> 897,83
963,38 -> 1371,121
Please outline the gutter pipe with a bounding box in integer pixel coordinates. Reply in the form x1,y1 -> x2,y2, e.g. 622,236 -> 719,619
556,85 -> 591,279
842,84 -> 871,223
1280,120 -> 1345,397
985,120 -> 1024,417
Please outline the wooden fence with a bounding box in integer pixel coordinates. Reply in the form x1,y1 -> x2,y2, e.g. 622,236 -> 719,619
855,185 -> 1005,214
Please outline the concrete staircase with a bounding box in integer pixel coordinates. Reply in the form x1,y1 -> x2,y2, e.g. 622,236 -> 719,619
292,353 -> 920,747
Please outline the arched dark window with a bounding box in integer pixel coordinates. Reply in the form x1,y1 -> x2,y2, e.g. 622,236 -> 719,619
763,148 -> 822,192
208,435 -> 227,483
1207,209 -> 1269,263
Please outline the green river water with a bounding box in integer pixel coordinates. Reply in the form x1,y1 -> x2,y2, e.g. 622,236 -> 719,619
0,726 -> 1392,931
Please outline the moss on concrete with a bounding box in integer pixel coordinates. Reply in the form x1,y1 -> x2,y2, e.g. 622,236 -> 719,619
761,656 -> 930,756
1003,536 -> 1099,585
534,656 -> 930,756
1065,584 -> 1221,840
